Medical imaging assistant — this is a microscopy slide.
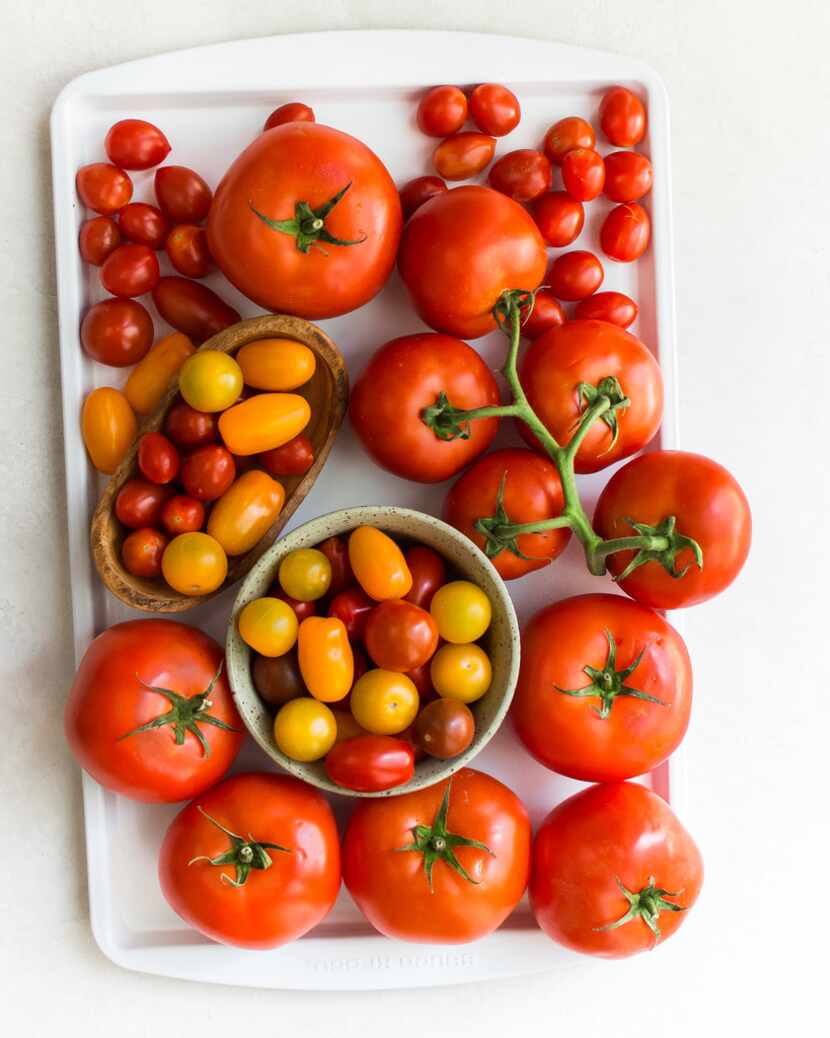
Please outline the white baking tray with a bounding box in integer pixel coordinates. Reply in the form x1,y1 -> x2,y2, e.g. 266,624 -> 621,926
51,29 -> 681,990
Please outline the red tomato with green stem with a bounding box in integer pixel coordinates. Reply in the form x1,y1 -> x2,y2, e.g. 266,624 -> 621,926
601,203 -> 651,261
181,445 -> 236,502
166,225 -> 212,277
575,291 -> 638,328
155,166 -> 212,223
259,434 -> 314,477
488,150 -> 552,202
399,175 -> 448,219
122,527 -> 169,578
417,86 -> 468,137
138,432 -> 180,484
519,289 -> 565,339
105,119 -> 170,170
79,216 -> 121,265
603,151 -> 653,202
101,243 -> 160,297
548,250 -> 604,301
468,83 -> 520,136
165,400 -> 218,448
543,116 -> 595,164
364,599 -> 439,671
117,202 -> 169,249
80,298 -> 153,366
152,277 -> 240,343
599,87 -> 647,147
433,133 -> 495,181
76,163 -> 132,214
160,495 -> 205,536
264,102 -> 315,130
404,545 -> 446,609
327,587 -> 374,642
532,190 -> 584,247
325,736 -> 414,792
115,479 -> 173,529
561,147 -> 605,201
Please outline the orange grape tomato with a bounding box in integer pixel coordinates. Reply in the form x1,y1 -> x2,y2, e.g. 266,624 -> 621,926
347,526 -> 412,601
161,532 -> 228,596
297,616 -> 354,703
124,332 -> 196,416
218,393 -> 311,456
81,387 -> 137,474
206,470 -> 285,556
236,338 -> 317,391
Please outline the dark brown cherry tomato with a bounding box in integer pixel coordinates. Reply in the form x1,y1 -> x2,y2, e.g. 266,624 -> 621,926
105,119 -> 171,170
521,289 -> 566,339
160,494 -> 205,535
399,175 -> 448,220
80,298 -> 153,367
603,151 -> 653,203
264,102 -> 315,130
180,445 -> 236,502
600,203 -> 651,261
317,535 -> 353,595
115,479 -> 173,529
543,117 -> 595,165
152,277 -> 240,343
154,166 -> 212,224
574,291 -> 638,328
404,545 -> 446,610
100,243 -> 160,298
488,149 -> 552,203
79,216 -> 121,265
117,202 -> 170,249
272,588 -> 317,622
415,698 -> 475,759
328,587 -> 374,643
252,650 -> 305,707
406,661 -> 438,703
561,147 -> 605,201
166,225 -> 212,278
433,133 -> 496,181
164,400 -> 218,448
364,599 -> 439,672
532,191 -> 584,247
76,163 -> 132,214
325,735 -> 415,792
258,434 -> 314,478
599,87 -> 647,147
121,527 -> 168,578
137,432 -> 180,484
469,83 -> 520,136
417,85 -> 468,137
549,250 -> 604,301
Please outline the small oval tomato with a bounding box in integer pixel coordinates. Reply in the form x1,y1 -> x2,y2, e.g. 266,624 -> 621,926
415,699 -> 475,759
348,526 -> 412,601
274,698 -> 337,760
252,650 -> 305,707
105,119 -> 170,170
207,470 -> 285,556
364,600 -> 439,671
218,394 -> 311,456
79,216 -> 121,265
430,581 -> 491,643
543,116 -> 595,165
178,351 -> 243,413
160,494 -> 205,535
125,333 -> 196,416
431,643 -> 492,703
404,545 -> 446,609
81,387 -> 137,474
574,290 -> 638,328
80,298 -> 154,367
417,85 -> 468,137
154,165 -> 212,223
326,735 -> 415,792
601,203 -> 651,261
599,87 -> 647,147
399,175 -> 448,219
433,132 -> 496,180
488,149 -> 552,203
180,444 -> 236,501
76,163 -> 132,214
162,532 -> 228,595
166,224 -> 212,277
236,338 -> 316,391
238,597 -> 299,657
316,535 -> 353,595
259,434 -> 314,478
548,250 -> 604,301
164,399 -> 218,448
264,102 -> 315,130
520,289 -> 566,339
327,587 -> 374,642
561,147 -> 605,201
350,670 -> 419,735
137,431 -> 179,485
152,277 -> 240,343
279,548 -> 332,602
100,243 -> 160,297
271,588 -> 317,622
117,202 -> 170,249
122,527 -> 168,578
115,479 -> 173,529
603,151 -> 653,202
532,190 -> 584,247
469,83 -> 520,136
297,617 -> 354,703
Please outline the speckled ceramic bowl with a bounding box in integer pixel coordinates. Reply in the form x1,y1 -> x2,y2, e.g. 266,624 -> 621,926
226,506 -> 520,797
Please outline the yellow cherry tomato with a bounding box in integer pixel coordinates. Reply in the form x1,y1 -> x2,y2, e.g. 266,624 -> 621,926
278,548 -> 332,602
236,338 -> 317,391
161,532 -> 228,596
297,617 -> 354,702
238,597 -> 298,657
207,470 -> 285,556
430,580 -> 492,643
124,332 -> 195,416
273,698 -> 337,762
348,526 -> 412,601
218,393 -> 311,456
81,387 -> 137,475
332,710 -> 367,745
430,643 -> 492,703
349,669 -> 419,735
178,351 -> 243,413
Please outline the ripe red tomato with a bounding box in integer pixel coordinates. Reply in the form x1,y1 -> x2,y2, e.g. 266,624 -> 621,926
208,123 -> 402,319
488,149 -> 552,202
574,290 -> 638,328
548,250 -> 604,301
79,216 -> 121,265
404,545 -> 446,609
520,319 -> 663,473
80,298 -> 154,367
364,600 -> 439,671
258,433 -> 314,477
520,289 -> 565,338
603,151 -> 653,202
100,243 -> 160,297
316,535 -> 353,595
594,450 -> 752,609
76,163 -> 132,214
599,87 -> 647,147
152,277 -> 240,343
561,147 -> 605,201
105,119 -> 171,170
159,772 -> 340,947
264,102 -> 315,130
399,175 -> 448,219
468,83 -> 520,136
117,202 -> 169,249
415,699 -> 474,759
65,620 -> 243,802
350,332 -> 500,482
406,661 -> 437,703
122,527 -> 168,577
532,191 -> 584,247
531,782 -> 702,957
165,400 -> 218,447
601,203 -> 651,261
543,116 -> 595,165
417,85 -> 468,137
327,587 -> 374,642
326,735 -> 414,792
166,225 -> 212,278
155,166 -> 212,223
433,132 -> 496,181
115,479 -> 172,528
398,185 -> 547,339
343,769 -> 531,943
181,445 -> 236,502
444,448 -> 570,579
272,588 -> 317,622
160,494 -> 205,535
513,594 -> 692,780
137,431 -> 180,484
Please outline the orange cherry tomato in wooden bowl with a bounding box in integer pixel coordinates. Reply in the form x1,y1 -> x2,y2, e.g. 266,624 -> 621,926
207,470 -> 285,556
218,394 -> 311,456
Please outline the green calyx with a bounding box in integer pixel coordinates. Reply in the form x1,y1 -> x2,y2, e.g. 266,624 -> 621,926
395,780 -> 494,891
595,875 -> 686,946
613,515 -> 704,582
555,629 -> 665,719
188,807 -> 290,888
474,471 -> 550,563
421,391 -> 473,441
576,376 -> 630,454
118,661 -> 240,758
249,181 -> 367,254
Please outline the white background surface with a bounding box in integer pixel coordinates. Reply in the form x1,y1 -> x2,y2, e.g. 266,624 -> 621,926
1,0 -> 828,1034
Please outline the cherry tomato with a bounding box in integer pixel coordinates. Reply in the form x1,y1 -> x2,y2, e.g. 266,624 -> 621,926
430,581 -> 491,643
431,643 -> 492,703
561,147 -> 605,201
406,662 -> 437,703
238,597 -> 298,657
543,116 -> 595,165
152,277 -> 240,343
105,119 -> 170,170
207,470 -> 285,556
488,149 -> 552,203
600,203 -> 651,261
532,190 -> 584,247
180,444 -> 236,502
599,87 -> 647,147
417,85 -> 468,137
178,351 -> 243,413
271,588 -> 317,622
160,495 -> 205,535
415,699 -> 475,759
76,163 -> 132,214
574,290 -> 638,328
218,394 -> 311,456
137,431 -> 179,484
364,600 -> 439,671
100,243 -> 160,297
348,526 -> 412,601
274,698 -> 337,760
115,479 -> 172,529
162,532 -> 228,595
164,400 -> 218,448
399,175 -> 448,219
316,535 -> 353,595
166,225 -> 212,278
125,333 -> 196,416
468,83 -> 520,136
116,202 -> 170,250
252,650 -> 305,707
279,548 -> 332,602
154,165 -> 212,223
122,527 -> 168,578
326,736 -> 415,792
603,151 -> 653,202
79,216 -> 121,265
350,670 -> 419,735
404,545 -> 446,609
236,338 -> 316,392
264,102 -> 315,130
259,434 -> 314,478
80,298 -> 154,367
81,387 -> 136,474
327,587 -> 374,642
548,250 -> 604,301
297,617 -> 354,703
433,133 -> 496,181
520,289 -> 565,339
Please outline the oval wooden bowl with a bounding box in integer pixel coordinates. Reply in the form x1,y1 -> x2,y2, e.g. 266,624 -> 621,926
91,314 -> 349,613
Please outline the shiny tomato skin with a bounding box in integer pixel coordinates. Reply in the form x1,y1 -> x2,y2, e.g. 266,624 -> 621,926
160,494 -> 205,535
137,432 -> 180,484
76,163 -> 132,214
531,782 -> 702,958
122,527 -> 168,577
444,448 -> 570,579
343,768 -> 531,943
599,87 -> 647,147
65,620 -> 243,802
159,772 -> 340,948
548,250 -> 604,301
521,289 -> 565,339
164,400 -> 218,448
259,433 -> 314,477
181,445 -> 236,502
316,535 -> 354,596
433,132 -> 496,181
520,320 -> 663,473
100,243 -> 160,298
80,298 -> 154,366
404,545 -> 446,609
364,600 -> 439,671
399,175 -> 448,219
105,119 -> 171,170
115,479 -> 172,529
574,291 -> 638,328
166,224 -> 212,277
264,102 -> 315,130
601,203 -> 651,261
561,148 -> 605,201
154,165 -> 212,223
152,277 -> 240,343
398,185 -> 547,339
117,202 -> 169,249
415,698 -> 474,759
513,594 -> 692,781
468,83 -> 520,136
417,86 -> 468,137
325,736 -> 414,792
603,151 -> 653,202
594,451 -> 752,609
327,587 -> 374,642
488,149 -> 552,203
79,216 -> 121,265
543,117 -> 595,165
532,190 -> 584,247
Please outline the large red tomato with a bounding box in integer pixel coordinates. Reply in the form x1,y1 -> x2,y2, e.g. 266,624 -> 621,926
513,594 -> 692,781
159,772 -> 340,948
520,319 -> 663,473
350,333 -> 500,483
343,768 -> 531,943
530,782 -> 703,958
64,620 -> 243,802
398,185 -> 547,339
208,123 -> 402,319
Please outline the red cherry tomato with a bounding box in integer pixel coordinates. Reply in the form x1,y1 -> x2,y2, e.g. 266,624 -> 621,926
574,291 -> 638,328
166,225 -> 212,278
399,175 -> 448,220
599,87 -> 647,147
264,102 -> 315,130
488,149 -> 552,203
469,83 -> 520,136
364,599 -> 439,671
160,495 -> 205,535
603,151 -> 653,203
316,535 -> 354,595
100,243 -> 160,298
417,86 -> 468,137
105,119 -> 171,170
79,216 -> 121,265
600,203 -> 651,262
548,250 -> 604,301
520,289 -> 566,339
76,163 -> 132,215
80,298 -> 154,367
137,432 -> 180,484
115,479 -> 173,529
561,148 -> 605,201
152,277 -> 240,343
325,735 -> 415,792
154,166 -> 212,224
117,202 -> 170,249
122,527 -> 169,578
543,117 -> 595,165
532,191 -> 584,247
180,445 -> 236,502
164,401 -> 218,448
433,133 -> 496,181
404,545 -> 446,610
258,434 -> 314,477
272,588 -> 317,622
327,587 -> 374,642
406,661 -> 437,703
